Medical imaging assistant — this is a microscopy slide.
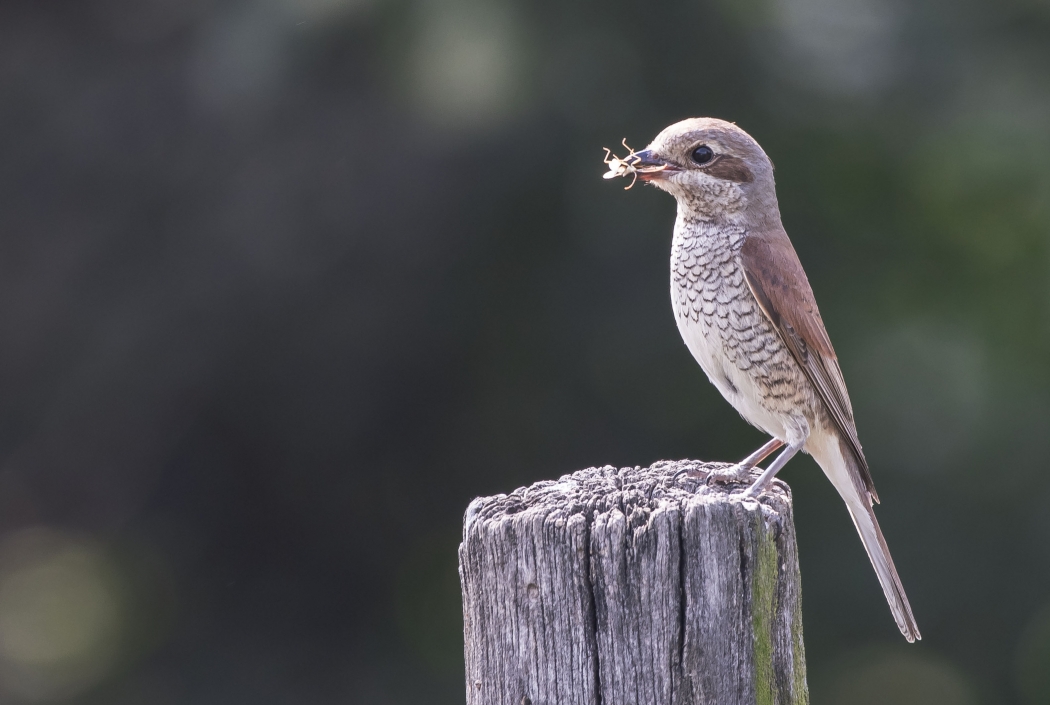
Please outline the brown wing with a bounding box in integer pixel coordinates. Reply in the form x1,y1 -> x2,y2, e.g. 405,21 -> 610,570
741,228 -> 879,504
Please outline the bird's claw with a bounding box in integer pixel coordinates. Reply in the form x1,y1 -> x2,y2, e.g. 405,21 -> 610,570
672,462 -> 756,487
703,463 -> 755,486
671,462 -> 709,481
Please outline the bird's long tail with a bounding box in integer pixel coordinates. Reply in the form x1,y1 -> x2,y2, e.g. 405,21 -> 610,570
811,432 -> 921,642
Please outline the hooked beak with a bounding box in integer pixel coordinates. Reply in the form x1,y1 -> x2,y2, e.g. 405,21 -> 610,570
630,150 -> 678,181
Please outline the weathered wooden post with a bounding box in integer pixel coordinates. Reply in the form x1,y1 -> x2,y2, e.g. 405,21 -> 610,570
459,460 -> 808,705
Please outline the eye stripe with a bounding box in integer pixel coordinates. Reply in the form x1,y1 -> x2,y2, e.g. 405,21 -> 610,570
703,155 -> 754,183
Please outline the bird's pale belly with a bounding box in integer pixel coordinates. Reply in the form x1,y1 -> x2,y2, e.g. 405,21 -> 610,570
672,293 -> 814,446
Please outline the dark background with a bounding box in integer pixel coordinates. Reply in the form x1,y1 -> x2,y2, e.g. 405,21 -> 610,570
1,0 -> 1049,703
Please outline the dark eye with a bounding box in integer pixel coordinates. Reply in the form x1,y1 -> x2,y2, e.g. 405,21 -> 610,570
691,145 -> 714,165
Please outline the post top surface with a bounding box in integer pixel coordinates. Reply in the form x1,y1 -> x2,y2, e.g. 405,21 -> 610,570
464,459 -> 793,535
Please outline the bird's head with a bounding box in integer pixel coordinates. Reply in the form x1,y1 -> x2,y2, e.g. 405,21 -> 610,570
630,118 -> 779,223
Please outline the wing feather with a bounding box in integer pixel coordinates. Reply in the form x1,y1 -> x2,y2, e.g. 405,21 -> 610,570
741,229 -> 879,504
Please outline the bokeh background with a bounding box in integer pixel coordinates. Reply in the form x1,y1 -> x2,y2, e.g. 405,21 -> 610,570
1,0 -> 1049,702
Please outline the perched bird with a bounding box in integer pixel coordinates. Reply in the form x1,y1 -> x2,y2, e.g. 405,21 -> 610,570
606,118 -> 920,642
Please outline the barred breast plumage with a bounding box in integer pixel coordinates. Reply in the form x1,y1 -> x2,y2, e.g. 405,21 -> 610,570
670,214 -> 818,446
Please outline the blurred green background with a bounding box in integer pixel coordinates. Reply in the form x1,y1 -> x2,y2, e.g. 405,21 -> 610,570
1,0 -> 1049,702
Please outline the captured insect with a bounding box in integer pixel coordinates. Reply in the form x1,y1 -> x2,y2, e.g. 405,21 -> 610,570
602,138 -> 643,189
602,138 -> 669,189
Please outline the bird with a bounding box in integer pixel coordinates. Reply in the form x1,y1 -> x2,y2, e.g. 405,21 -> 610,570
607,117 -> 920,642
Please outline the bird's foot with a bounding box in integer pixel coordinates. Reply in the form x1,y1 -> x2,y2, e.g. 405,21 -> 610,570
702,462 -> 756,486
670,461 -> 711,481
741,477 -> 770,498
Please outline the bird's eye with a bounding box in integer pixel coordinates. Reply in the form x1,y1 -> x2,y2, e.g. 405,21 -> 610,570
691,145 -> 714,165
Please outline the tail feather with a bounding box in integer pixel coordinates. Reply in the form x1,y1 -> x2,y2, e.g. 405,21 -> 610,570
845,500 -> 921,642
809,429 -> 921,642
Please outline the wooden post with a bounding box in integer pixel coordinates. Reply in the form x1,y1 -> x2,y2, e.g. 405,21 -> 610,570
459,460 -> 808,705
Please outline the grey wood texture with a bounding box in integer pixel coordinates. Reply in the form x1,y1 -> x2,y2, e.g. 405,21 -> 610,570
460,460 -> 808,705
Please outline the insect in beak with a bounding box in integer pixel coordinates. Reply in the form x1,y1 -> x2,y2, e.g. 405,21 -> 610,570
602,139 -> 643,189
602,140 -> 675,189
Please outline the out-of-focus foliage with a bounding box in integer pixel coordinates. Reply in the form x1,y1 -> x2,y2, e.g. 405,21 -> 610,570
1,0 -> 1049,702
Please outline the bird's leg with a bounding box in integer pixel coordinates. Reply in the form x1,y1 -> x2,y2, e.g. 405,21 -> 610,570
736,437 -> 785,472
743,441 -> 803,498
702,437 -> 784,484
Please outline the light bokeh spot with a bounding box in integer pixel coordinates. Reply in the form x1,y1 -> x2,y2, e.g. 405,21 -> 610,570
764,0 -> 904,97
410,0 -> 528,130
0,528 -> 123,701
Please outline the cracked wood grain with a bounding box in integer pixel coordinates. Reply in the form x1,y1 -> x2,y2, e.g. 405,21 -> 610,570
460,460 -> 808,705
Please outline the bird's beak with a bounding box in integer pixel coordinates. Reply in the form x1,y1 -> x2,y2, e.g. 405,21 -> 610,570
631,150 -> 678,181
